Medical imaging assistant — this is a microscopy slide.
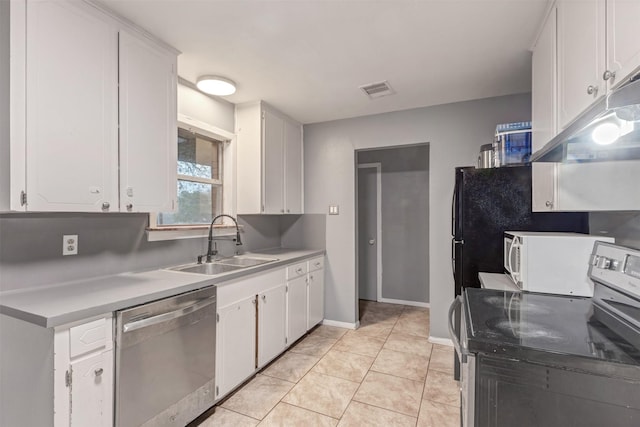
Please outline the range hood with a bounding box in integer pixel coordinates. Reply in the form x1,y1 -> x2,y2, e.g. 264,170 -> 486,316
532,76 -> 640,163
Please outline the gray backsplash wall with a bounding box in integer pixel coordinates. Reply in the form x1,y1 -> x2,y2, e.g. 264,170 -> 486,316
0,213 -> 323,292
358,145 -> 430,304
280,214 -> 327,249
589,212 -> 640,250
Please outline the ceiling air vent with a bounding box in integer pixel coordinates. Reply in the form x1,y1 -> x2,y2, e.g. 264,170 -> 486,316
359,80 -> 395,99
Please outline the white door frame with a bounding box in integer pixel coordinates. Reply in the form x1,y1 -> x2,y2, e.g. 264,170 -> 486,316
357,163 -> 382,302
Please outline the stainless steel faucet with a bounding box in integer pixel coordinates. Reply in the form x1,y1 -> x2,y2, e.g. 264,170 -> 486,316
201,214 -> 242,263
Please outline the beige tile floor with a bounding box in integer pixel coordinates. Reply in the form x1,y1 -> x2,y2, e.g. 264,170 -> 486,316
201,300 -> 461,427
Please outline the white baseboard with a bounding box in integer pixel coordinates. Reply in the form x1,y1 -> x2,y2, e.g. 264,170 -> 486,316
322,319 -> 359,329
378,298 -> 429,308
428,336 -> 453,347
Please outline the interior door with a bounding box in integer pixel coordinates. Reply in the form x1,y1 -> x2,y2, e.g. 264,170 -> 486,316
358,165 -> 379,302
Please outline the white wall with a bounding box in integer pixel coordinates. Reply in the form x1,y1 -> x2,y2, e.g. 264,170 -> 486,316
304,93 -> 531,339
177,79 -> 235,133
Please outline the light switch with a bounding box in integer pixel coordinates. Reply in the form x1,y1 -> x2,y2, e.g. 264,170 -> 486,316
329,205 -> 339,215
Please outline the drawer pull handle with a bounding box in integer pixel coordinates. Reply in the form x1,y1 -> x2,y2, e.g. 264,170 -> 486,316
315,262 -> 321,267
296,268 -> 303,273
94,368 -> 104,377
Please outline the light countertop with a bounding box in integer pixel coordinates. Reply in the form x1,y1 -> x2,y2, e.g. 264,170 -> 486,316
0,248 -> 324,328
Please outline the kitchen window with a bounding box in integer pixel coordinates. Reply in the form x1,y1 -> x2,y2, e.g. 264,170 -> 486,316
157,128 -> 224,226
147,117 -> 236,242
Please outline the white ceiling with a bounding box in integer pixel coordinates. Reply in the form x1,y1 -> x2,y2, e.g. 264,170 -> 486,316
100,0 -> 549,124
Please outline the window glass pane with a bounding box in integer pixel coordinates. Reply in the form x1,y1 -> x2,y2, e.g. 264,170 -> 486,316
157,180 -> 222,225
177,129 -> 220,180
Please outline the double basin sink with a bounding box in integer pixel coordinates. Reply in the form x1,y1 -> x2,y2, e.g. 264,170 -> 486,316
171,255 -> 278,276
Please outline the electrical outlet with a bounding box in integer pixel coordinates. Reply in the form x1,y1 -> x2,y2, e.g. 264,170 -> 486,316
63,234 -> 78,256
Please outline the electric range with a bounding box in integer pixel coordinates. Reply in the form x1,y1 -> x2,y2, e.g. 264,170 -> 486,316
450,241 -> 640,427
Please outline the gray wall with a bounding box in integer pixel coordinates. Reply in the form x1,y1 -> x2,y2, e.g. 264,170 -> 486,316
589,212 -> 640,250
0,213 -> 283,292
304,93 -> 532,338
280,214 -> 327,250
358,145 -> 430,304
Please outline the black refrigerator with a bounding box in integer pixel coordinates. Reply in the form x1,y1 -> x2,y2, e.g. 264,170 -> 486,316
452,165 -> 589,296
451,165 -> 589,378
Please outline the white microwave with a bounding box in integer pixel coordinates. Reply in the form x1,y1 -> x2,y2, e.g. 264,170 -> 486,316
504,231 -> 614,297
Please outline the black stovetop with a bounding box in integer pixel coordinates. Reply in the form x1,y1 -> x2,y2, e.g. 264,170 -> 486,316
464,288 -> 640,370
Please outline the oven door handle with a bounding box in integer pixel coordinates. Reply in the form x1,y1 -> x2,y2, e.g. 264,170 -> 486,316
448,295 -> 467,363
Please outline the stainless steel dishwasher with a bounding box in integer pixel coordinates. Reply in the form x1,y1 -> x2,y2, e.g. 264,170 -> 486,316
115,286 -> 216,427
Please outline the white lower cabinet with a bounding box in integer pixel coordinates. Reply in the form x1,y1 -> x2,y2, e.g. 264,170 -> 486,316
287,275 -> 308,345
258,284 -> 287,367
0,313 -> 113,427
69,350 -> 112,427
307,257 -> 325,330
215,296 -> 257,399
214,256 -> 325,401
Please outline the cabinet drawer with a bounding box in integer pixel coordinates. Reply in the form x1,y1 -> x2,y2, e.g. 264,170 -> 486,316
287,262 -> 308,280
70,318 -> 107,358
308,257 -> 324,272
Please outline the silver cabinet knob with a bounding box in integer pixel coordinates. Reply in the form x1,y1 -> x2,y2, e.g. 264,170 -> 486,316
126,203 -> 133,211
603,70 -> 616,81
286,209 -> 290,213
281,209 -> 285,213
368,239 -> 375,245
545,200 -> 553,208
101,202 -> 110,211
94,368 -> 103,377
262,295 -> 266,301
586,85 -> 598,95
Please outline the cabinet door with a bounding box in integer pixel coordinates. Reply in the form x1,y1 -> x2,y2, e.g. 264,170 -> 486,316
307,268 -> 325,330
262,109 -> 284,214
119,30 -> 177,213
532,163 -> 557,212
216,297 -> 257,399
258,284 -> 286,367
287,276 -> 307,345
284,120 -> 303,214
532,6 -> 557,153
70,350 -> 112,427
606,0 -> 640,88
557,0 -> 605,130
25,0 -> 118,212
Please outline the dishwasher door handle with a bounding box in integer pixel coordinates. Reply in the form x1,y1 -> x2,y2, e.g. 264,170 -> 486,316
123,296 -> 217,333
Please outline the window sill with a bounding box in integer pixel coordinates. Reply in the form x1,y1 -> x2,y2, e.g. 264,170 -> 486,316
146,225 -> 240,242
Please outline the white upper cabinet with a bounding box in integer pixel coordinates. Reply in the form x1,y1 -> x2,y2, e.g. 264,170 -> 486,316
532,4 -> 558,153
23,0 -> 119,212
606,0 -> 640,88
8,0 -> 178,213
263,108 -> 285,214
236,101 -> 304,215
557,0 -> 606,130
119,30 -> 177,213
284,119 -> 303,214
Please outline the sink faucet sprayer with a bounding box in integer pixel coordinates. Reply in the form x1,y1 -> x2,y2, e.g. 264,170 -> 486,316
199,214 -> 243,264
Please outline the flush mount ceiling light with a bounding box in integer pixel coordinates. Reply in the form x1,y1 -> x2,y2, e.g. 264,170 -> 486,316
196,75 -> 236,96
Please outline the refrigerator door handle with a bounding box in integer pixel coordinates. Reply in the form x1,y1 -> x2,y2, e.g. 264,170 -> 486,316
452,238 -> 463,281
451,190 -> 457,236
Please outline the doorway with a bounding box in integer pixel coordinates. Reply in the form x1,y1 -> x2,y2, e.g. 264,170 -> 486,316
355,144 -> 430,320
357,163 -> 382,303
